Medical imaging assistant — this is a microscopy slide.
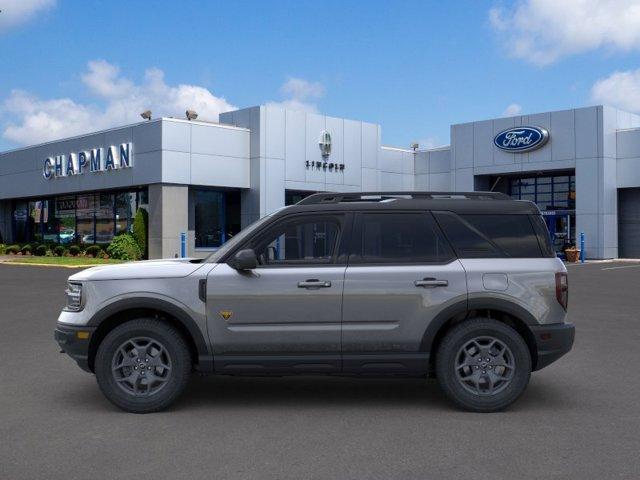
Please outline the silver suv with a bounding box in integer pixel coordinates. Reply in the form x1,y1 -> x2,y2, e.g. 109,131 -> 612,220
54,192 -> 574,413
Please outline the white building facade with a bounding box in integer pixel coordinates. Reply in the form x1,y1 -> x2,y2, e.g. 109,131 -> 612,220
1,104 -> 640,259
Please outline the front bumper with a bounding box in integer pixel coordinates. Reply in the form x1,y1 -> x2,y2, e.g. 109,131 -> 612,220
54,323 -> 96,373
531,322 -> 575,371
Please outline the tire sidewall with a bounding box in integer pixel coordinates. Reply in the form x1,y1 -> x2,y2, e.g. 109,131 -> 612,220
436,319 -> 531,412
95,319 -> 190,413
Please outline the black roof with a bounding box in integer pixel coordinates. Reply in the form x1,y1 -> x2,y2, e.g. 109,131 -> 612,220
281,191 -> 540,215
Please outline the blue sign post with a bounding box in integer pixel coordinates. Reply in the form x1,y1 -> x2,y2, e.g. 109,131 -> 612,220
180,232 -> 186,258
580,232 -> 585,263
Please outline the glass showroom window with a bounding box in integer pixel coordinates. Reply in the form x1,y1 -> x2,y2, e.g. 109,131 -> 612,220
10,188 -> 147,245
55,196 -> 76,244
76,194 -> 96,244
116,192 -> 136,235
95,193 -> 115,243
195,190 -> 226,249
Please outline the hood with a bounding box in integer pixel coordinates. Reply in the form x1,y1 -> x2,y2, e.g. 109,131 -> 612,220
68,258 -> 207,282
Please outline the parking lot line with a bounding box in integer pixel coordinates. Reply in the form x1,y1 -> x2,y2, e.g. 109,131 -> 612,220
600,264 -> 640,271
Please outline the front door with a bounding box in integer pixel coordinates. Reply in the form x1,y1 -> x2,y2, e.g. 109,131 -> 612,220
206,213 -> 349,374
341,211 -> 467,374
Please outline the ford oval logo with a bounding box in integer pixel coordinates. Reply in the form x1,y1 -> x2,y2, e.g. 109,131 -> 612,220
494,126 -> 549,153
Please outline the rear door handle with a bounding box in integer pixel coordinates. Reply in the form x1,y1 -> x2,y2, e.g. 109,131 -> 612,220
298,279 -> 332,289
415,278 -> 448,288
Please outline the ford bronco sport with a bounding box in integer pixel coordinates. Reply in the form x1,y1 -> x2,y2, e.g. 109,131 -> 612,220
55,191 -> 574,413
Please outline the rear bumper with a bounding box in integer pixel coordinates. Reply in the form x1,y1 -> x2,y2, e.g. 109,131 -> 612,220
54,323 -> 96,373
531,322 -> 575,371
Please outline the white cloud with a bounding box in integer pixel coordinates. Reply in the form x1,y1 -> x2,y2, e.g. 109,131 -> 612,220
502,103 -> 522,116
280,77 -> 325,100
3,91 -> 98,145
591,69 -> 640,112
490,0 -> 640,66
81,60 -> 134,99
267,77 -> 325,112
1,60 -> 236,145
0,0 -> 55,32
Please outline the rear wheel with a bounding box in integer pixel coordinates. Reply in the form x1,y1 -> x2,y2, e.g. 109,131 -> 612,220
95,318 -> 191,413
436,318 -> 531,412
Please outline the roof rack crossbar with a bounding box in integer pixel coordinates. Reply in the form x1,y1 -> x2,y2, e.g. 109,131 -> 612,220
296,191 -> 509,205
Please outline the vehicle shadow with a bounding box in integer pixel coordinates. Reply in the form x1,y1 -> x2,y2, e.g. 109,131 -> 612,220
174,374 -> 572,413
55,372 -> 573,414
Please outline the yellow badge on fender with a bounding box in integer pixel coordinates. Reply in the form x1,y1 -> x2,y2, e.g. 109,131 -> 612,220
219,310 -> 233,321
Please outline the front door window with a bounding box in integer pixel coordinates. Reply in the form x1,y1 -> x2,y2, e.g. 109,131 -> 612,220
251,216 -> 342,266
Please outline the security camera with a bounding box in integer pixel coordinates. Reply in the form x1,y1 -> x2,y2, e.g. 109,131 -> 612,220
186,110 -> 198,121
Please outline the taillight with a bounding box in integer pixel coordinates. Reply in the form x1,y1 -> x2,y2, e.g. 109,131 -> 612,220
555,272 -> 568,310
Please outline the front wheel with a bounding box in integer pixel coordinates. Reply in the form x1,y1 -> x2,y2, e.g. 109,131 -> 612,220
436,318 -> 531,412
95,318 -> 192,413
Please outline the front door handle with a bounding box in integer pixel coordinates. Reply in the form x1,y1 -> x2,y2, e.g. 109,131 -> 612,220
298,279 -> 332,289
415,278 -> 448,288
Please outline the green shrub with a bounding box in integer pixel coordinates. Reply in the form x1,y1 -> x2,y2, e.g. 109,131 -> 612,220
6,245 -> 19,255
20,245 -> 32,255
107,234 -> 141,261
53,245 -> 67,257
34,245 -> 48,256
0,244 -> 5,255
85,245 -> 103,258
68,245 -> 81,256
132,208 -> 148,259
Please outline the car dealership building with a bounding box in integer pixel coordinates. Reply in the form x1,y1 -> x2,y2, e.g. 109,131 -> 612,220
1,104 -> 640,259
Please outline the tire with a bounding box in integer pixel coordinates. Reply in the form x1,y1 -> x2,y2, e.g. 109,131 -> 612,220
435,318 -> 531,412
95,318 -> 192,413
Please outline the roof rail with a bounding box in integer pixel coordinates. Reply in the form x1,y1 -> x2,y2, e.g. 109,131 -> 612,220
296,191 -> 510,205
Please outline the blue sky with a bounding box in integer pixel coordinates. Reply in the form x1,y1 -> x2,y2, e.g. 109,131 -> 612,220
2,0 -> 640,151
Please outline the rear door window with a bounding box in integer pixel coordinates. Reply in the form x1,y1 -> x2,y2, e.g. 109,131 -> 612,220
350,212 -> 455,264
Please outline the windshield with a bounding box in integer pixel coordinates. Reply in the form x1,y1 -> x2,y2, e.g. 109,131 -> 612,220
205,212 -> 277,263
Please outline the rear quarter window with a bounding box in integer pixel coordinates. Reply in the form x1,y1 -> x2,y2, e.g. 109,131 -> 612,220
434,212 -> 552,258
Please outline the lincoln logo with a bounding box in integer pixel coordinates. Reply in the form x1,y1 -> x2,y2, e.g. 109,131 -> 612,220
494,126 -> 549,153
318,130 -> 332,157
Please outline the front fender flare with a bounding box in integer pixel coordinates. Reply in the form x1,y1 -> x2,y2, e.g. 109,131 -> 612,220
88,296 -> 213,372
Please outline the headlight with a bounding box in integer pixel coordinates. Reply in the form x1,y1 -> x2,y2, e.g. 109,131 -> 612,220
64,282 -> 83,311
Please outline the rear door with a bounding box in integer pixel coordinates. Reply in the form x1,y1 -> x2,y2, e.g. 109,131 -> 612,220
341,211 -> 467,374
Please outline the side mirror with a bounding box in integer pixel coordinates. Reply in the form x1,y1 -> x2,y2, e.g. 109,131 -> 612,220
231,249 -> 257,270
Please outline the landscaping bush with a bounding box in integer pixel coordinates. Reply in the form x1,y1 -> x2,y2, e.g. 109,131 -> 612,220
107,233 -> 141,261
68,245 -> 81,256
53,245 -> 67,257
0,244 -> 5,255
6,245 -> 19,255
34,245 -> 48,256
85,245 -> 103,258
20,245 -> 32,255
133,207 -> 148,259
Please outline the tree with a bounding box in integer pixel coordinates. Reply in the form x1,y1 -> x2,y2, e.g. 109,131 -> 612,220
132,207 -> 148,259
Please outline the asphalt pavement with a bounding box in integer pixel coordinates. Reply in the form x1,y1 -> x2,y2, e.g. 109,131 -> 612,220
0,261 -> 639,479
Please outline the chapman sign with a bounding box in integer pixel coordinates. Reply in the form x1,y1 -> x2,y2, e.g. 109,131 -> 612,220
43,143 -> 133,179
494,126 -> 549,153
